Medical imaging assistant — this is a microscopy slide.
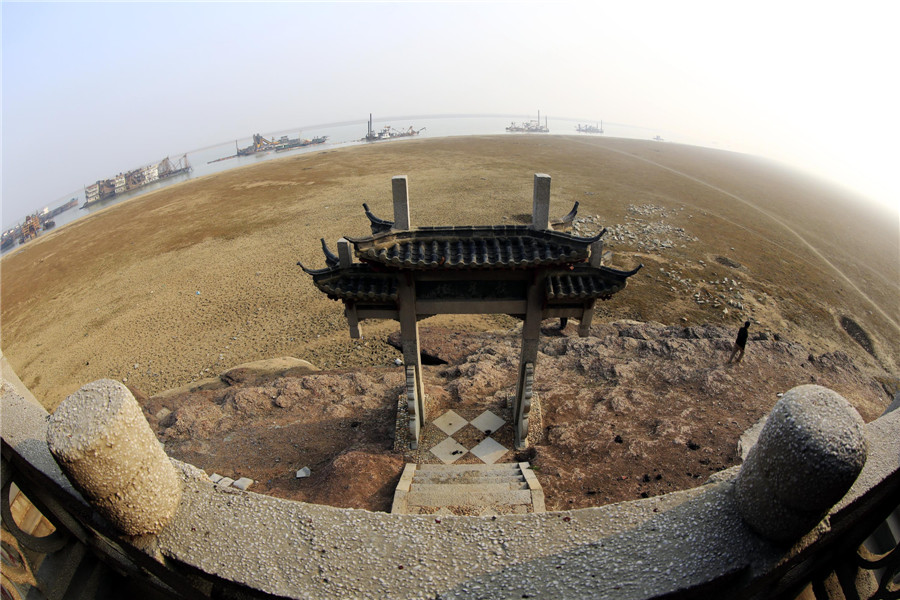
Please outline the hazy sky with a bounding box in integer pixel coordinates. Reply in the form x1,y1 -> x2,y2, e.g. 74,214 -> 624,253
2,2 -> 899,229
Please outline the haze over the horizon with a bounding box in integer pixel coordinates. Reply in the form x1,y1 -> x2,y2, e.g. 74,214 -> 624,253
2,2 -> 898,230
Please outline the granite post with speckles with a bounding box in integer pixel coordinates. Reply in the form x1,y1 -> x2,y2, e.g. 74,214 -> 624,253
46,379 -> 182,535
734,384 -> 867,543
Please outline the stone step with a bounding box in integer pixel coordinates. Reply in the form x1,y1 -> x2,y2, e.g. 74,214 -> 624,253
407,489 -> 534,509
392,462 -> 545,514
410,482 -> 530,495
412,474 -> 525,486
415,463 -> 521,474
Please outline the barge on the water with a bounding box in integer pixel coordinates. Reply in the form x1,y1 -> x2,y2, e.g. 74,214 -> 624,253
576,122 -> 603,134
506,110 -> 550,133
82,154 -> 192,208
363,113 -> 425,142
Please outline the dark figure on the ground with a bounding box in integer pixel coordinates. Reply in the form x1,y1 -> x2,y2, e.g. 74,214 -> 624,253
728,321 -> 751,363
558,317 -> 568,330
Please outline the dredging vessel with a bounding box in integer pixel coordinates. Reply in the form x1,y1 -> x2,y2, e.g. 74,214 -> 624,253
1,198 -> 77,250
209,132 -> 327,163
363,114 -> 425,142
576,122 -> 603,134
506,111 -> 550,133
82,154 -> 192,208
274,134 -> 328,152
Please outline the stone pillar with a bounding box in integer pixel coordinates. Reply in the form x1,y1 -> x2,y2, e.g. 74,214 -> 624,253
47,380 -> 182,536
392,176 -> 410,231
589,239 -> 603,267
531,174 -> 551,231
398,274 -> 424,448
578,301 -> 596,337
733,385 -> 867,544
345,302 -> 362,339
338,239 -> 363,338
337,238 -> 353,268
514,269 -> 547,448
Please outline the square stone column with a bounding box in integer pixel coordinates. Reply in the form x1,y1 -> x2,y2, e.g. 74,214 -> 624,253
337,238 -> 353,268
530,174 -> 551,231
392,176 -> 410,231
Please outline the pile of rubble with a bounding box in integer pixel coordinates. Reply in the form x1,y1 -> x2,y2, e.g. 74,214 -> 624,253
572,204 -> 699,253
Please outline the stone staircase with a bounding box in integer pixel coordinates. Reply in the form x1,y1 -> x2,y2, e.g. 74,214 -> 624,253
391,462 -> 545,515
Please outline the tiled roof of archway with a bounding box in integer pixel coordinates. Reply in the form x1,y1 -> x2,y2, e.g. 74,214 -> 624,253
345,226 -> 604,270
546,264 -> 642,301
300,265 -> 399,302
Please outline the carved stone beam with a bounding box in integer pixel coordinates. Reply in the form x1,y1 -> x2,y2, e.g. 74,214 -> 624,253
406,365 -> 420,446
514,269 -> 546,448
398,273 -> 425,448
514,363 -> 534,450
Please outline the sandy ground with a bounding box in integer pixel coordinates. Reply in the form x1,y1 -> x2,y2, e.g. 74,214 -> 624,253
2,135 -> 898,412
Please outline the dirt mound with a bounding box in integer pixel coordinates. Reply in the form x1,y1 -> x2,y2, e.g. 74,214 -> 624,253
715,256 -> 742,269
143,321 -> 890,512
840,315 -> 876,358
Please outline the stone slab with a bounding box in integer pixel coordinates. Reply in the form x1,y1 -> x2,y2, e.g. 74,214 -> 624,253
411,482 -> 530,494
233,478 -> 254,491
470,437 -> 509,464
407,489 -> 534,509
413,475 -> 525,486
431,410 -> 467,436
415,463 -> 520,474
429,437 -> 469,464
470,410 -> 506,434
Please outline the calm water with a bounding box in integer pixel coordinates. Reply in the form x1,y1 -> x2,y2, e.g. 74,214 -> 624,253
2,114 -> 672,255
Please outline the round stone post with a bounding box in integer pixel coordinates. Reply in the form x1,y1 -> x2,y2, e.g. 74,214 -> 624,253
47,379 -> 182,536
734,384 -> 867,544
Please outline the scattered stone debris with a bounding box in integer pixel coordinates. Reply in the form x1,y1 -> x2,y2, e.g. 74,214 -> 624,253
573,205 -> 699,253
208,472 -> 253,491
233,477 -> 254,491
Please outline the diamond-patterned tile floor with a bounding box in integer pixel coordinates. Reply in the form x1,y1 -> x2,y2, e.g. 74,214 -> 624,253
414,405 -> 514,465
430,436 -> 469,464
432,410 -> 467,436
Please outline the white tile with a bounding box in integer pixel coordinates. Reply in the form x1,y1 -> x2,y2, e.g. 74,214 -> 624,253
470,437 -> 509,465
432,410 -> 467,436
233,477 -> 254,491
470,410 -> 506,434
430,437 -> 468,464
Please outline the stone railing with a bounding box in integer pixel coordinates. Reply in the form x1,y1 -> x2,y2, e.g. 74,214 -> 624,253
2,375 -> 898,599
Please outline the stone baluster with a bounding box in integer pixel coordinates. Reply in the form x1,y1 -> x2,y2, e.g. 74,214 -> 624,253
734,384 -> 868,544
46,379 -> 182,536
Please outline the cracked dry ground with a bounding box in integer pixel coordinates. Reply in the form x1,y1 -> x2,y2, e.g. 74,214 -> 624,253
140,322 -> 893,513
